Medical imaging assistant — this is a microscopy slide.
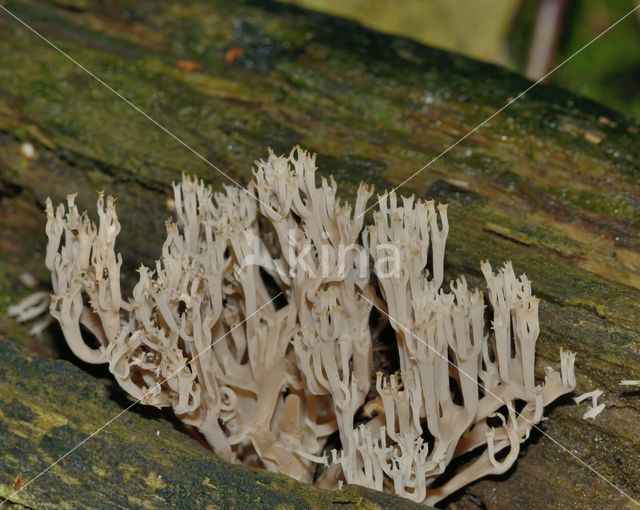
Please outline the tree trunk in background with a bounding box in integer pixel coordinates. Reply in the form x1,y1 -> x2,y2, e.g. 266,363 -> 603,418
0,1 -> 638,509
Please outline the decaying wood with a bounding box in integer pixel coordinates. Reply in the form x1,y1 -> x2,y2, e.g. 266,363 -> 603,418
0,341 -> 426,509
0,0 -> 638,508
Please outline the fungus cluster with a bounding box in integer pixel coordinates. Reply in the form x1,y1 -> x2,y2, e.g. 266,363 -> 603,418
43,147 -> 576,504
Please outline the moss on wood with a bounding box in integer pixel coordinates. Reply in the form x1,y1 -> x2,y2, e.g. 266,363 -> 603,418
0,0 -> 638,508
0,341 -> 425,509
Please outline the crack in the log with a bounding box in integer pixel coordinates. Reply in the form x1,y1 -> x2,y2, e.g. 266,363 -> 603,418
606,402 -> 640,414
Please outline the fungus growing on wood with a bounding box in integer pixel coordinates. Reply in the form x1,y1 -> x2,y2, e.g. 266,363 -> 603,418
574,389 -> 605,420
42,147 -> 576,504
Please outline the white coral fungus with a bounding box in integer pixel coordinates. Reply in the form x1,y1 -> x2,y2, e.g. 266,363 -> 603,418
44,147 -> 576,504
574,389 -> 605,420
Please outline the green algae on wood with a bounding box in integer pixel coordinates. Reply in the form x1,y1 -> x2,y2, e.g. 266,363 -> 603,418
0,0 -> 639,509
0,340 -> 425,510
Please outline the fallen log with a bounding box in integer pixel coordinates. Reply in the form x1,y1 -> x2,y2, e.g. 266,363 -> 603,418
0,0 -> 638,508
0,340 -> 426,509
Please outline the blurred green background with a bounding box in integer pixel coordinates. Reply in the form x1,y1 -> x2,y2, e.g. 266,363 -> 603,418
283,0 -> 640,118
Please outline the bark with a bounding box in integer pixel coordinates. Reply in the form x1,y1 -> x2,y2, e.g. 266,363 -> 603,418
0,0 -> 638,509
0,341 -> 424,509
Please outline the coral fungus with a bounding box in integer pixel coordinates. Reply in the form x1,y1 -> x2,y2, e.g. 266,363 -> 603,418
43,147 -> 576,504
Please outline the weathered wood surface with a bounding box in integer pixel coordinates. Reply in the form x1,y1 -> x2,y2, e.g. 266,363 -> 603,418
0,340 -> 425,509
0,0 -> 638,509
